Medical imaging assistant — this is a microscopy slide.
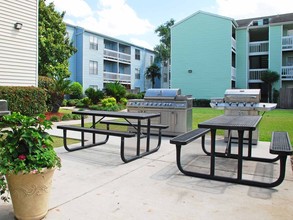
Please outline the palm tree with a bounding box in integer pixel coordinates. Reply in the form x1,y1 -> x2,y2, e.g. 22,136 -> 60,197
261,70 -> 280,103
145,64 -> 161,88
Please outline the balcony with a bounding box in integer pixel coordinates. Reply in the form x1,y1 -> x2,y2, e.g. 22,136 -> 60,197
249,68 -> 268,82
282,36 -> 293,51
103,71 -> 131,84
104,49 -> 131,63
281,66 -> 293,80
249,41 -> 269,55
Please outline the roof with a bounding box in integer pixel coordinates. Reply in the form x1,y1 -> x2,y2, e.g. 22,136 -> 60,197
236,12 -> 293,28
66,23 -> 154,52
172,10 -> 238,29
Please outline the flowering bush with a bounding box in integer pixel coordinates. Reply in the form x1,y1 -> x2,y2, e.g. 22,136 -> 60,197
0,112 -> 61,202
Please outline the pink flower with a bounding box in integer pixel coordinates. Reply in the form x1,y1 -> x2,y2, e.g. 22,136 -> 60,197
18,154 -> 26,160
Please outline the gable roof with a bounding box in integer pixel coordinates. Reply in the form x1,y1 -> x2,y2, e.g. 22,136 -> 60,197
172,10 -> 237,29
236,12 -> 293,28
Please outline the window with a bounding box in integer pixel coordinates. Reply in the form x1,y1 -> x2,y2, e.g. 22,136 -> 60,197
135,68 -> 140,79
89,61 -> 98,75
287,57 -> 293,66
135,49 -> 140,60
89,35 -> 98,50
150,56 -> 154,64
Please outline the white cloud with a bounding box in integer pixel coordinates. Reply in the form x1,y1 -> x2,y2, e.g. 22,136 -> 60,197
216,0 -> 293,19
47,0 -> 93,18
129,38 -> 153,50
50,0 -> 154,38
93,0 -> 154,36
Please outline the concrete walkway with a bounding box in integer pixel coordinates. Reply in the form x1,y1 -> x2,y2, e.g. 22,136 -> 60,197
0,121 -> 292,220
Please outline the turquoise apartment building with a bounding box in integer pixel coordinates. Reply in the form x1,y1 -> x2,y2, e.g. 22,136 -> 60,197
171,11 -> 293,102
66,24 -> 157,93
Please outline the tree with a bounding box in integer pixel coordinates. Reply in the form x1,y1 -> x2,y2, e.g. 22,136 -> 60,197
154,19 -> 175,63
38,0 -> 76,77
38,0 -> 77,112
261,70 -> 280,103
145,64 -> 161,88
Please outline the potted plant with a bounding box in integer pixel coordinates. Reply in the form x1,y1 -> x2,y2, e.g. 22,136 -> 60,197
0,112 -> 61,220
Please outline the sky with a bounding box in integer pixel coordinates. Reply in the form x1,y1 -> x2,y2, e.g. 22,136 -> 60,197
47,0 -> 293,50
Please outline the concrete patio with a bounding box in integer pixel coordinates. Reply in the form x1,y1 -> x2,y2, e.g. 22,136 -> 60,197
0,122 -> 292,220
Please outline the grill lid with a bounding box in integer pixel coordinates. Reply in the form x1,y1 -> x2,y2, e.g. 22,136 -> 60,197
144,88 -> 181,100
224,89 -> 260,102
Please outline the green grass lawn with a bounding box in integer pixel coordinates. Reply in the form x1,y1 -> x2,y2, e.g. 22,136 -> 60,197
52,107 -> 293,147
192,108 -> 293,145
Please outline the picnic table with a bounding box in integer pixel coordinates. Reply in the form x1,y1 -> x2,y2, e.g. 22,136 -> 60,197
170,115 -> 292,187
57,110 -> 168,163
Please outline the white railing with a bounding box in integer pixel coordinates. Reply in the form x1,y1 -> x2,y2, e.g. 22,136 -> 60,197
282,36 -> 293,50
249,68 -> 268,81
249,41 -> 269,54
231,67 -> 236,80
103,71 -> 131,84
104,49 -> 131,63
281,66 -> 293,80
231,37 -> 236,50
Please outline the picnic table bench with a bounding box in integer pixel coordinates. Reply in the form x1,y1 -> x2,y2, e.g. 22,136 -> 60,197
57,110 -> 168,163
170,115 -> 292,188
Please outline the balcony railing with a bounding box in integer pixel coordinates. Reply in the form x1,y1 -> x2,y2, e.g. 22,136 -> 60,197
231,67 -> 236,80
249,68 -> 268,81
104,49 -> 131,63
282,36 -> 293,50
249,41 -> 269,54
103,71 -> 131,84
282,66 -> 293,80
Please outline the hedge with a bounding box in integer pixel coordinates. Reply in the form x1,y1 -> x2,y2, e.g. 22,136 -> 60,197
0,86 -> 47,115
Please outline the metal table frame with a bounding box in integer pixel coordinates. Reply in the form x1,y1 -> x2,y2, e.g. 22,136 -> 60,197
72,110 -> 163,162
177,115 -> 286,187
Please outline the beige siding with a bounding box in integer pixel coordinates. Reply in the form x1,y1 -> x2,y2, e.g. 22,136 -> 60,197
0,0 -> 38,86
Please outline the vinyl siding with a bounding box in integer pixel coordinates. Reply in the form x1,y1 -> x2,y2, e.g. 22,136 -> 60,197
171,12 -> 233,99
0,0 -> 38,86
269,25 -> 282,90
236,29 -> 249,88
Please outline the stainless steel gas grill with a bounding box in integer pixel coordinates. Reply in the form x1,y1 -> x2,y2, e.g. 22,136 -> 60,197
210,89 -> 277,144
127,88 -> 193,136
0,100 -> 10,116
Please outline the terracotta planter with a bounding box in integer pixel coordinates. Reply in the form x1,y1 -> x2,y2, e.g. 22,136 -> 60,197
6,168 -> 55,220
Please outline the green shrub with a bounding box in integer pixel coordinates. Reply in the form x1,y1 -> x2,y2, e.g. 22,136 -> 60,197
85,87 -> 104,104
38,76 -> 55,112
101,97 -> 116,107
67,99 -> 79,106
0,86 -> 47,115
61,113 -> 73,121
120,97 -> 128,105
193,99 -> 210,107
62,99 -> 67,107
49,115 -> 59,122
88,105 -> 100,110
125,92 -> 144,99
104,82 -> 126,102
69,82 -> 83,99
72,114 -> 82,120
